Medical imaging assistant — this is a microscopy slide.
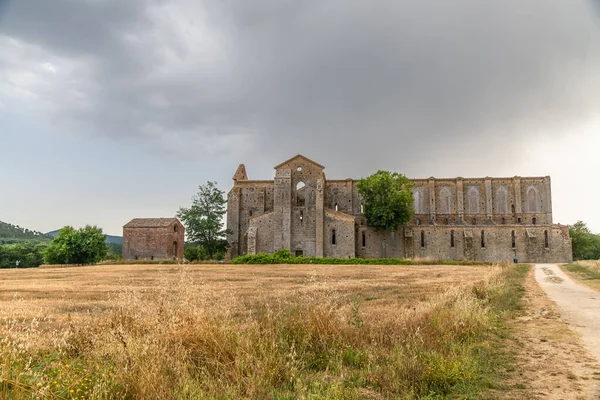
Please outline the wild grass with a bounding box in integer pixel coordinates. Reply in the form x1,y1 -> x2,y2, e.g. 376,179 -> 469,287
562,261 -> 600,280
0,264 -> 527,399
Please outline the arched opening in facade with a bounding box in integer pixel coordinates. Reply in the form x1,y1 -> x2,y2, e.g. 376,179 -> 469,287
296,181 -> 306,206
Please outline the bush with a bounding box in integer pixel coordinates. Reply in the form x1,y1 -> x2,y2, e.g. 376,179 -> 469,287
185,245 -> 209,262
232,253 -> 491,266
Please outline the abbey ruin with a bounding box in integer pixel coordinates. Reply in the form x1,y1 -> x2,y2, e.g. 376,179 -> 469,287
226,155 -> 572,263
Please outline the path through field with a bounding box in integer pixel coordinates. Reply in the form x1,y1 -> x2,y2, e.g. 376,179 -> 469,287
535,264 -> 600,363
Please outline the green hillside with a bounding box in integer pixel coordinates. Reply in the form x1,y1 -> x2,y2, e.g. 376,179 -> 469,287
0,221 -> 51,244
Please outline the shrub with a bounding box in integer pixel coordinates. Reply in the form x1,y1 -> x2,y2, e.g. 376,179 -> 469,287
232,254 -> 491,266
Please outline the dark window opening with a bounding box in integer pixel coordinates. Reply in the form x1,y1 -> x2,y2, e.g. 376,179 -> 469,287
517,217 -> 522,224
135,256 -> 139,260
151,256 -> 154,261
481,230 -> 485,248
174,225 -> 178,232
501,217 -> 506,225
300,210 -> 303,223
444,218 -> 449,225
415,219 -> 421,226
511,230 -> 516,249
362,231 -> 366,247
173,241 -> 178,256
511,204 -> 515,213
295,250 -> 303,257
450,230 -> 455,248
420,231 -> 425,248
544,230 -> 549,248
335,203 -> 338,211
532,217 -> 537,225
249,210 -> 253,217
472,218 -> 476,225
331,229 -> 336,245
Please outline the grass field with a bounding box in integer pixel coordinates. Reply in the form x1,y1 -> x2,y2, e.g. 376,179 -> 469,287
0,263 -> 525,399
561,261 -> 600,291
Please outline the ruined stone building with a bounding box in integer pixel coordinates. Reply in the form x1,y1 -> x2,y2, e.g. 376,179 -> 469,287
226,155 -> 572,263
122,218 -> 185,260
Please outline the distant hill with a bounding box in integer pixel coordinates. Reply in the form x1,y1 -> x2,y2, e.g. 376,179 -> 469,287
0,221 -> 51,244
46,229 -> 123,245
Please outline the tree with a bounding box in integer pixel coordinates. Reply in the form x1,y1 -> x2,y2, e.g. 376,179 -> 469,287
356,170 -> 414,231
43,225 -> 108,265
178,181 -> 230,259
570,221 -> 600,260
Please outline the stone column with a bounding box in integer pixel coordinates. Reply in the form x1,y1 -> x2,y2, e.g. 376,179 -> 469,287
485,178 -> 493,220
456,178 -> 464,223
544,176 -> 553,223
274,169 -> 292,251
428,178 -> 436,223
315,177 -> 324,257
513,177 -> 522,214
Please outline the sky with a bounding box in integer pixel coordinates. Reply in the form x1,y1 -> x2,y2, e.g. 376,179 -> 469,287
0,0 -> 599,236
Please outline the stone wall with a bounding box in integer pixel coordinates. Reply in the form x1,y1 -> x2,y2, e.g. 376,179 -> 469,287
226,155 -> 572,263
122,221 -> 184,260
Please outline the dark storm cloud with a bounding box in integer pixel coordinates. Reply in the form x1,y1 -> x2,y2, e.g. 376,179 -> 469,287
1,0 -> 599,169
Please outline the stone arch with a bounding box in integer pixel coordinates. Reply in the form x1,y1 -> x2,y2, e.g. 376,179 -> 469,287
413,189 -> 424,214
527,187 -> 539,213
296,181 -> 306,206
496,186 -> 508,214
439,187 -> 451,214
467,187 -> 480,214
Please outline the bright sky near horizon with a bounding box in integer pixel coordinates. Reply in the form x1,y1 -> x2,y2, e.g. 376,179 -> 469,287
1,0 -> 599,236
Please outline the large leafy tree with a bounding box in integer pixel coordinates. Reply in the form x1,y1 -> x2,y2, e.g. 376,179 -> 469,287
570,221 -> 600,260
43,225 -> 108,265
356,170 -> 414,231
178,181 -> 230,259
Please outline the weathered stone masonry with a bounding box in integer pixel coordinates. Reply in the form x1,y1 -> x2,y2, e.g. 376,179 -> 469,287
122,218 -> 185,260
226,155 -> 572,263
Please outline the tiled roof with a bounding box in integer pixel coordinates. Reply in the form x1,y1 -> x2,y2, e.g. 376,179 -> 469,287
124,218 -> 179,228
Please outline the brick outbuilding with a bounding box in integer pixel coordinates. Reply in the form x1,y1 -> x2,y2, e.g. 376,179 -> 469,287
122,218 -> 185,260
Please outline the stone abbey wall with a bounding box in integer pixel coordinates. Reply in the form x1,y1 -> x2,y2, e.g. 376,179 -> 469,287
226,155 -> 572,263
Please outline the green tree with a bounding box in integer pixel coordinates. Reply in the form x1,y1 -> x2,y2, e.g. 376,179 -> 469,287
356,170 -> 414,231
184,244 -> 208,262
43,226 -> 108,265
178,181 -> 230,259
570,221 -> 600,260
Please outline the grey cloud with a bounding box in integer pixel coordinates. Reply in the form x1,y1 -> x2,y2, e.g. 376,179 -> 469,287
0,0 -> 599,168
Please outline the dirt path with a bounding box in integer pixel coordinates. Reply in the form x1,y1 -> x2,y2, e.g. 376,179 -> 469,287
535,264 -> 600,363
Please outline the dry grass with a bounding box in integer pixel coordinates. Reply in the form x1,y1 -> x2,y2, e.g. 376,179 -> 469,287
0,263 -> 522,399
561,261 -> 600,291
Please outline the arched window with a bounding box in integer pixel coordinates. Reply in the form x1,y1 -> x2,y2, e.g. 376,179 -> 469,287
361,231 -> 366,247
420,231 -> 425,248
511,230 -> 516,249
439,188 -> 451,214
172,241 -> 178,256
450,230 -> 455,248
334,203 -> 338,211
544,230 -> 549,248
496,187 -> 508,214
360,203 -> 364,214
174,225 -> 178,232
413,189 -> 424,214
415,218 -> 421,226
249,210 -> 253,217
331,229 -> 336,245
300,210 -> 303,223
481,231 -> 485,248
467,187 -> 480,214
296,181 -> 306,206
527,187 -> 538,213
532,217 -> 537,225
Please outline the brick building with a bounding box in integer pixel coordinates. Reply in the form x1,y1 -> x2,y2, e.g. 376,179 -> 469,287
226,155 -> 572,263
122,218 -> 185,260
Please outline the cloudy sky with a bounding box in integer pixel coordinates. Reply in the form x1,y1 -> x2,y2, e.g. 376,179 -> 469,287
1,0 -> 599,236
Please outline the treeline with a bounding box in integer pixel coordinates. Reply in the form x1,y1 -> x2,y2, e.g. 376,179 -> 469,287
570,221 -> 600,260
0,242 -> 47,268
0,221 -> 50,244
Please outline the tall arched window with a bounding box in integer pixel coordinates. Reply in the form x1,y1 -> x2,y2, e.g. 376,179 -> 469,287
296,181 -> 306,206
334,203 -> 338,211
331,229 -> 336,245
544,230 -> 549,248
361,231 -> 366,247
527,187 -> 538,213
439,188 -> 451,214
173,241 -> 178,256
511,230 -> 516,249
481,230 -> 485,248
467,187 -> 480,214
413,189 -> 424,214
420,231 -> 425,248
496,187 -> 508,214
450,230 -> 455,248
